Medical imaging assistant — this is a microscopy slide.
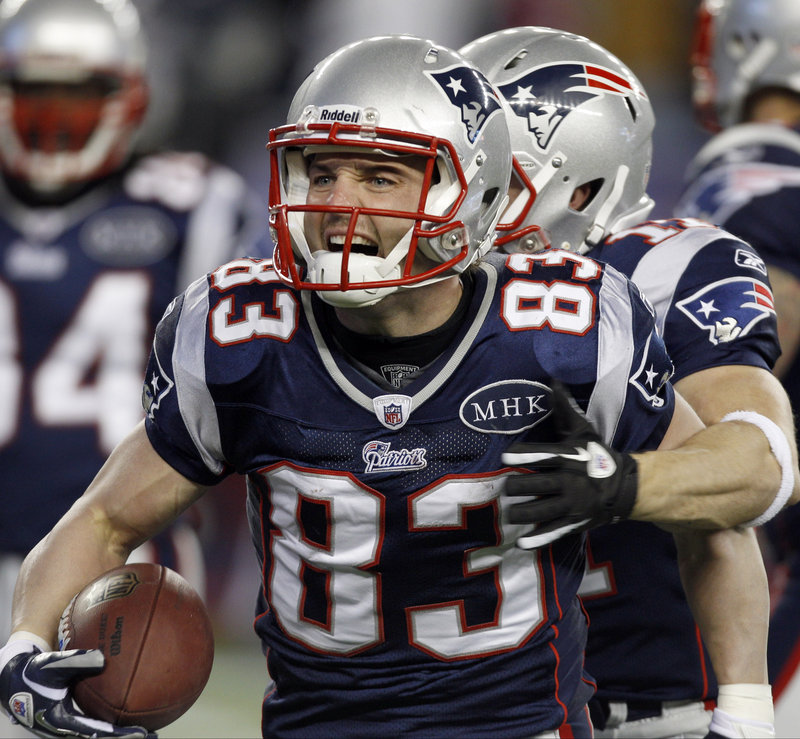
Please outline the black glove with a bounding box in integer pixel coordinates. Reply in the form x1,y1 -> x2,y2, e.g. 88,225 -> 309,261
502,380 -> 638,548
0,640 -> 155,738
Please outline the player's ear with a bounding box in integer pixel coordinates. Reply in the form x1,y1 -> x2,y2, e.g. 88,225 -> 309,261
569,182 -> 597,211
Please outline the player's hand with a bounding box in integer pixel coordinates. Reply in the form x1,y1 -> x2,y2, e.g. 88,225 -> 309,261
0,639 -> 156,739
502,380 -> 638,548
704,707 -> 775,738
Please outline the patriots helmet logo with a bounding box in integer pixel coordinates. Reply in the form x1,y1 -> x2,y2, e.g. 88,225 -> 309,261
496,63 -> 638,151
676,277 -> 776,345
426,65 -> 502,144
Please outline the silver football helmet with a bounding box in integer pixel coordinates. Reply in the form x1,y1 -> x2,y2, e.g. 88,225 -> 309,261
268,35 -> 512,307
691,0 -> 800,131
460,27 -> 655,254
0,0 -> 148,194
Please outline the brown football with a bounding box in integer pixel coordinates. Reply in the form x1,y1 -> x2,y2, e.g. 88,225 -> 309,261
58,562 -> 214,730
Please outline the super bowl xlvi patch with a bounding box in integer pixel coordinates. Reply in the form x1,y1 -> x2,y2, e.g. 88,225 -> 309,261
426,64 -> 502,144
459,380 -> 550,434
362,440 -> 427,473
373,394 -> 413,429
10,693 -> 34,727
80,206 -> 177,266
495,62 -> 641,153
629,333 -> 673,408
676,276 -> 775,345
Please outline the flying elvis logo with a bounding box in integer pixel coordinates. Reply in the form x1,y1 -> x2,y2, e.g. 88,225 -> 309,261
676,276 -> 776,345
426,64 -> 503,144
496,62 -> 641,152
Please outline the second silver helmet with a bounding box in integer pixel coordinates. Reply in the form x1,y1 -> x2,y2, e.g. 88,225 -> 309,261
461,27 -> 655,254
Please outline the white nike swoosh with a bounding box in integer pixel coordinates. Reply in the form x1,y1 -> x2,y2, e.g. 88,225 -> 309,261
559,448 -> 591,463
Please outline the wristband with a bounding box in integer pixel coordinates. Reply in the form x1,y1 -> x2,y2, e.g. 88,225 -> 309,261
0,632 -> 49,674
716,683 -> 774,724
720,411 -> 794,526
6,631 -> 51,652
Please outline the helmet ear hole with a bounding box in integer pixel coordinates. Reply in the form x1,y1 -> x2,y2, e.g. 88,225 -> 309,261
572,179 -> 604,212
482,187 -> 500,208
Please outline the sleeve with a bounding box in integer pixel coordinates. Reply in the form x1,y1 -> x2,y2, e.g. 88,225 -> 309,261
514,251 -> 675,454
661,235 -> 780,379
142,276 -> 232,486
589,262 -> 675,453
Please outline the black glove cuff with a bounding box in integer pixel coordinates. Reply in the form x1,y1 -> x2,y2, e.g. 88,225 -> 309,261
609,454 -> 638,523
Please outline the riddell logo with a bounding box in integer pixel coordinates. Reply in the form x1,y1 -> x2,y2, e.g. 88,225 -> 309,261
319,106 -> 362,123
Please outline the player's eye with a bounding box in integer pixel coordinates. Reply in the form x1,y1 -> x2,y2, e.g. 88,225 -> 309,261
309,173 -> 334,188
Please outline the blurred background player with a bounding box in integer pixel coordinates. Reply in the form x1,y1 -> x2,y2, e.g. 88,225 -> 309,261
675,0 -> 800,733
462,25 -> 798,738
0,0 -> 266,659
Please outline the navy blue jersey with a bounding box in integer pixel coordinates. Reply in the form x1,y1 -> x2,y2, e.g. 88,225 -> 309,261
676,123 -> 800,421
676,123 -> 800,695
144,249 -> 675,736
587,217 -> 780,704
0,151 -> 266,554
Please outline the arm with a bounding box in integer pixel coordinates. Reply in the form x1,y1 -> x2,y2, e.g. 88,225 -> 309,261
504,379 -> 792,543
768,264 -> 800,381
675,526 -> 775,736
632,365 -> 799,527
11,420 -> 208,647
675,526 -> 768,684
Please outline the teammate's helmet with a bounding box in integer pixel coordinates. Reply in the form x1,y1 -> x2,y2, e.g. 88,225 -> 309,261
268,35 -> 512,307
691,0 -> 800,132
0,0 -> 148,194
460,27 -> 655,254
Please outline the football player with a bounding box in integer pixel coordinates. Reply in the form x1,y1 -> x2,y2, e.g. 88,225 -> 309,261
0,34 -> 788,738
675,0 -> 800,733
0,0 -> 266,655
461,25 -> 798,739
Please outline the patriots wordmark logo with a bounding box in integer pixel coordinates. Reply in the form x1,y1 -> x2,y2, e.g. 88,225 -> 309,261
373,393 -> 413,429
496,62 -> 639,152
426,65 -> 502,144
676,277 -> 776,345
362,440 -> 427,473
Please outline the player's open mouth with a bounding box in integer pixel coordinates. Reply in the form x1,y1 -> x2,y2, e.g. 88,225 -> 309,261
326,234 -> 379,256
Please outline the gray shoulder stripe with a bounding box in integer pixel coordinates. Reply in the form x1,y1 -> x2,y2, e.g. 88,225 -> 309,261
630,227 -> 725,336
173,276 -> 225,475
586,264 -> 635,444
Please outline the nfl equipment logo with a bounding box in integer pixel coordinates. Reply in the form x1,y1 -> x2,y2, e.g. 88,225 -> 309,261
373,394 -> 413,430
